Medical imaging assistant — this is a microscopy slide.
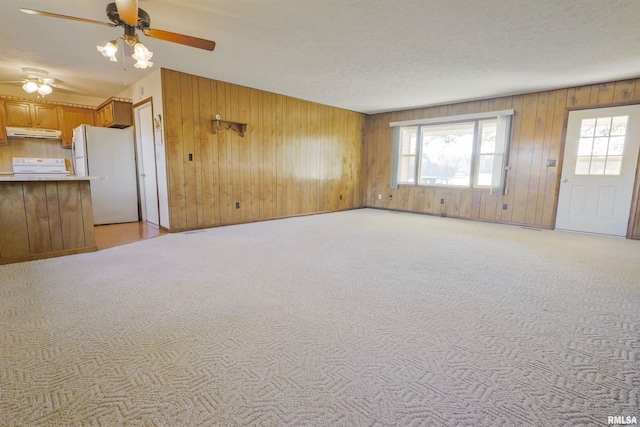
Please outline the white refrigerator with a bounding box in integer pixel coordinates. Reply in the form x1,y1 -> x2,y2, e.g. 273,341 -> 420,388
73,125 -> 139,225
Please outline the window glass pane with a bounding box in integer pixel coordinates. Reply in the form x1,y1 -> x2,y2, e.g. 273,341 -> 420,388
595,117 -> 611,136
610,116 -> 628,135
608,136 -> 625,155
420,123 -> 474,186
476,154 -> 494,186
604,156 -> 622,175
592,137 -> 609,155
400,127 -> 418,155
589,156 -> 606,174
399,156 -> 415,183
580,118 -> 596,137
578,138 -> 593,156
479,121 -> 497,153
575,157 -> 591,175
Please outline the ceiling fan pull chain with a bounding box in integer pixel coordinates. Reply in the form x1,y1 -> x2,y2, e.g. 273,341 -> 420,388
121,42 -> 127,71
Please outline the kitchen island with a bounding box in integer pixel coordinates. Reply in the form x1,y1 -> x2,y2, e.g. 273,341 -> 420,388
0,175 -> 98,264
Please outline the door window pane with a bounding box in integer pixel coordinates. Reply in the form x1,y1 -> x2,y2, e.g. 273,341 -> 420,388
595,117 -> 611,136
589,157 -> 606,174
578,138 -> 593,156
608,137 -> 625,155
574,116 -> 627,176
575,157 -> 591,175
611,116 -> 628,135
592,137 -> 609,155
580,118 -> 596,137
604,156 -> 622,175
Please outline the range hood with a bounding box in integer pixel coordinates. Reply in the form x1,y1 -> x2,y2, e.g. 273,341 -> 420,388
6,127 -> 62,140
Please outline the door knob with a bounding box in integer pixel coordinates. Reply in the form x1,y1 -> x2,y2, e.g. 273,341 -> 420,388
562,178 -> 569,183
141,173 -> 146,177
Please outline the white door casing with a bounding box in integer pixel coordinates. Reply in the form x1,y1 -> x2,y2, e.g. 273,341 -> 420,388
556,105 -> 640,236
134,102 -> 160,226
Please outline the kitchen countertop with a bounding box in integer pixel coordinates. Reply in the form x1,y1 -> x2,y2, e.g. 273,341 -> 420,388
0,175 -> 101,182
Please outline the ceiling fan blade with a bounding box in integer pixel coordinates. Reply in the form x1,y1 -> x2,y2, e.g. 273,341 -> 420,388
52,83 -> 88,95
143,28 -> 216,51
20,8 -> 114,27
114,0 -> 139,26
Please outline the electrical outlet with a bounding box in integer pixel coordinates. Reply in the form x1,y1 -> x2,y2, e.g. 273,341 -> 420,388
502,204 -> 508,210
188,153 -> 193,161
340,195 -> 343,200
389,195 -> 393,200
547,159 -> 556,167
378,194 -> 382,200
440,198 -> 444,204
235,202 -> 240,209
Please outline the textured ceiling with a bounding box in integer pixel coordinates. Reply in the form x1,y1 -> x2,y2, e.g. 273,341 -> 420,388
0,0 -> 639,113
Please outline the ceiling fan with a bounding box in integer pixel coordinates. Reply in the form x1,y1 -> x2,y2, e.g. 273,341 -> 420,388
0,68 -> 85,97
20,0 -> 215,68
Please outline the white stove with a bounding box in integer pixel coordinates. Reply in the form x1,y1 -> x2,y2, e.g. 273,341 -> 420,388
12,158 -> 70,175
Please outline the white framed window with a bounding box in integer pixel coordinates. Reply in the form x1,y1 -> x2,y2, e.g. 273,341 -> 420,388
391,110 -> 513,195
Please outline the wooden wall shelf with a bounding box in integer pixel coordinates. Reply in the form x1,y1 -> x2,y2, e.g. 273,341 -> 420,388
212,119 -> 247,137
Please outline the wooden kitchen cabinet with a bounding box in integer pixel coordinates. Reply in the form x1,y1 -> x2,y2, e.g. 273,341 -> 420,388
59,106 -> 96,148
96,98 -> 132,128
4,100 -> 60,129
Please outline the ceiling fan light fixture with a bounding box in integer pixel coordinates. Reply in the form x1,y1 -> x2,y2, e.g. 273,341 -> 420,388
132,42 -> 153,69
134,59 -> 153,69
132,43 -> 153,60
22,81 -> 39,93
37,84 -> 53,96
97,40 -> 119,59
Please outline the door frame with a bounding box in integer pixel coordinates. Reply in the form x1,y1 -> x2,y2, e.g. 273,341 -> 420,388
554,102 -> 640,239
133,98 -> 161,226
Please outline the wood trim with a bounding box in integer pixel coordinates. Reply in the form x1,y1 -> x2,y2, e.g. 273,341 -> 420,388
133,96 -> 153,109
0,94 -> 98,110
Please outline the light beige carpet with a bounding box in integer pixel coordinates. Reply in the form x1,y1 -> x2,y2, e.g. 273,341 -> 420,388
1,209 -> 639,426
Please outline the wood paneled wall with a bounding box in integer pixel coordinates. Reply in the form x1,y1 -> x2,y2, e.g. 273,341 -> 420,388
363,78 -> 640,238
0,180 -> 96,264
161,69 -> 365,231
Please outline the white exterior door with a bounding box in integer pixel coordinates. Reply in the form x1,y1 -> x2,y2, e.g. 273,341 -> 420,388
556,105 -> 640,236
134,102 -> 160,226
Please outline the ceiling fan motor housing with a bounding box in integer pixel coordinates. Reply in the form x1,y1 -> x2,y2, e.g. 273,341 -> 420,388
106,2 -> 150,30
